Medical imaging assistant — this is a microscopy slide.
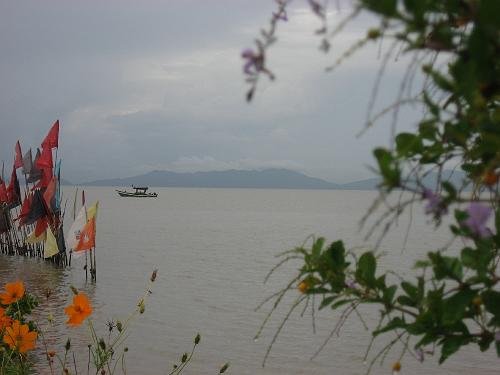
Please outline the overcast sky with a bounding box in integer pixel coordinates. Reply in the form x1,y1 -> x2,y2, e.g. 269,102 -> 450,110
0,0 -> 422,184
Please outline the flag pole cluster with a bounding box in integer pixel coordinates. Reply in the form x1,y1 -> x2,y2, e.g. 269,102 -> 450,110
0,121 -> 98,278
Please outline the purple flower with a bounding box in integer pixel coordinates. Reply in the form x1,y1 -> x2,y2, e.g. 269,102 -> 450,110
241,49 -> 263,75
272,10 -> 288,22
464,203 -> 493,238
345,279 -> 356,289
308,0 -> 324,17
415,348 -> 424,362
423,188 -> 446,216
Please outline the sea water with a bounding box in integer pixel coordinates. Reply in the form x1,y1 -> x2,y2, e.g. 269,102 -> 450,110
0,187 -> 497,374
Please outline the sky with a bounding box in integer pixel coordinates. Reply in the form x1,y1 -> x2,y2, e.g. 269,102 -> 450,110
0,0 -> 423,184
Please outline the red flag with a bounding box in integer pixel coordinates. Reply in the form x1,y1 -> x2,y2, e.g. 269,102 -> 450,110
6,167 -> 21,208
18,193 -> 33,225
75,217 -> 95,251
33,167 -> 53,190
41,120 -> 59,149
0,179 -> 7,203
43,175 -> 57,212
35,145 -> 53,169
14,141 -> 23,169
34,216 -> 49,237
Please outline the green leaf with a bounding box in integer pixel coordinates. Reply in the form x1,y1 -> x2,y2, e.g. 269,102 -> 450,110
363,0 -> 398,16
373,148 -> 400,188
331,299 -> 354,309
482,291 -> 500,318
383,285 -> 398,304
312,237 -> 325,261
395,132 -> 423,157
460,247 -> 477,269
356,252 -> 377,288
373,317 -> 406,336
326,240 -> 346,272
319,296 -> 337,310
439,336 -> 468,364
429,252 -> 463,281
423,91 -> 440,117
401,281 -> 418,300
397,295 -> 416,307
442,289 -> 475,325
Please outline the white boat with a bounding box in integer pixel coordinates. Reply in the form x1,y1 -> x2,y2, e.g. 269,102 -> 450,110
116,186 -> 158,198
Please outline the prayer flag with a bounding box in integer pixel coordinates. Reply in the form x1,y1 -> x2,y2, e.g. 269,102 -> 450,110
35,146 -> 53,170
27,149 -> 42,183
14,141 -> 23,169
6,167 -> 21,209
44,226 -> 59,258
75,217 -> 95,252
24,190 -> 48,226
41,120 -> 59,149
43,175 -> 57,212
18,193 -> 33,225
22,149 -> 33,175
34,216 -> 49,237
0,179 -> 7,204
67,206 -> 86,250
26,227 -> 46,244
0,208 -> 11,234
87,201 -> 99,220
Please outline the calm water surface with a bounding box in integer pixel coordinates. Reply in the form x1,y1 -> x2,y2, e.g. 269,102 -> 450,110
0,187 -> 497,374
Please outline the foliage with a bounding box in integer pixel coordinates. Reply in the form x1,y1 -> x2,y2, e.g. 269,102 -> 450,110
244,0 -> 500,372
0,273 -> 230,375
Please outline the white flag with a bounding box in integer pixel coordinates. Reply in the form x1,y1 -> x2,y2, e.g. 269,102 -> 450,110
67,206 -> 87,258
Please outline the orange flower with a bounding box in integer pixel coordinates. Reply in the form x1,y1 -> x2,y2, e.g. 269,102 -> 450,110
3,320 -> 37,353
483,170 -> 499,186
64,293 -> 93,326
0,281 -> 25,305
0,307 -> 12,330
298,280 -> 309,293
392,361 -> 401,373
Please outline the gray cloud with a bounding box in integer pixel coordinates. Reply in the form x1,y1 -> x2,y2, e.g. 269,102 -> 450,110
0,1 -> 424,184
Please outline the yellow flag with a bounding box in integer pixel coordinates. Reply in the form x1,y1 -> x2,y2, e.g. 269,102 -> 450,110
26,228 -> 47,244
87,201 -> 99,221
44,227 -> 59,259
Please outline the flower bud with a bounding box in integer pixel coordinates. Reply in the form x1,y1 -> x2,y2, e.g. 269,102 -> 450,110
392,361 -> 401,374
181,353 -> 188,363
219,362 -> 229,374
116,320 -> 123,332
194,333 -> 201,345
65,339 -> 71,351
151,269 -> 158,282
139,303 -> 145,314
99,339 -> 106,350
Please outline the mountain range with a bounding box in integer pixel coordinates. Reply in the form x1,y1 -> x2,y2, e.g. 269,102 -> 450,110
76,168 -> 468,191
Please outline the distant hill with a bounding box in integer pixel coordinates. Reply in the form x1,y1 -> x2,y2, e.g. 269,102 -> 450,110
337,170 -> 469,190
84,169 -> 339,190
83,168 -> 470,191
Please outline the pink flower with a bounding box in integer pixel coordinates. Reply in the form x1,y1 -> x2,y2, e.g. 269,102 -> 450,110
464,203 -> 493,238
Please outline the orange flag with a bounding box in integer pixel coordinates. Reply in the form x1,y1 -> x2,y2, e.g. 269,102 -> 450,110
43,175 -> 57,212
75,217 -> 95,252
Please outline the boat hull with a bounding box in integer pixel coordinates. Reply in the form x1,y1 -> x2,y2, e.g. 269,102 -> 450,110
116,190 -> 158,198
